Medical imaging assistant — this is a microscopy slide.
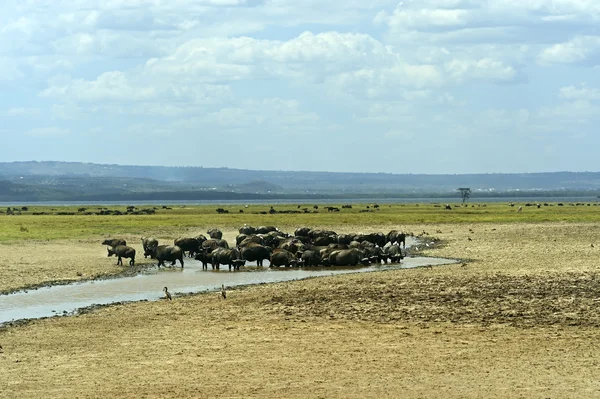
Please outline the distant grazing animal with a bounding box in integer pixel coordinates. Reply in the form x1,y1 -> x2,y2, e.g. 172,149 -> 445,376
107,245 -> 136,266
102,238 -> 126,248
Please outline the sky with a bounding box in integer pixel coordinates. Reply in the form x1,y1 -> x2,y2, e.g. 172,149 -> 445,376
1,0 -> 599,174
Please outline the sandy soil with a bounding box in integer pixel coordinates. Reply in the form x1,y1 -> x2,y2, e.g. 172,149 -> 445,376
2,223 -> 600,398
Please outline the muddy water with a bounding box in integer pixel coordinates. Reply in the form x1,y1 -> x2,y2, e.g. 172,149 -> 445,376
0,256 -> 457,325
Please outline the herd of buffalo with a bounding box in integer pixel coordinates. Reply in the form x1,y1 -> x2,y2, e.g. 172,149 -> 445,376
103,225 -> 408,270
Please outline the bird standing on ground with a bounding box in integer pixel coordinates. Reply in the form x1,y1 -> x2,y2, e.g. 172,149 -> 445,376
221,284 -> 227,300
163,286 -> 172,300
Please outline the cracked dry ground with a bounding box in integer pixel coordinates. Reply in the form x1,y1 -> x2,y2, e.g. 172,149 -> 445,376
2,222 -> 600,398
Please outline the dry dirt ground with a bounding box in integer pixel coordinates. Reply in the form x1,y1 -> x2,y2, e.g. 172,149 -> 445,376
2,223 -> 600,398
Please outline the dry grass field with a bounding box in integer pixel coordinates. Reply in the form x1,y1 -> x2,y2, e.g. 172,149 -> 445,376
2,207 -> 600,398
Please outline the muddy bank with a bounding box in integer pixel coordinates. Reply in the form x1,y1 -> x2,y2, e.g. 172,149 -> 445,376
0,262 -> 156,296
258,270 -> 600,328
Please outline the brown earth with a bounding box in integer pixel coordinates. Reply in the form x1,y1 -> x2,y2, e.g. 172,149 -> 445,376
2,223 -> 600,398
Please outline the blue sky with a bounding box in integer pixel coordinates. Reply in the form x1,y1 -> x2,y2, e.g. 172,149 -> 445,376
1,0 -> 599,174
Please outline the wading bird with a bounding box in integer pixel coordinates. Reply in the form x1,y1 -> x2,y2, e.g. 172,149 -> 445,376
163,286 -> 172,300
221,284 -> 227,300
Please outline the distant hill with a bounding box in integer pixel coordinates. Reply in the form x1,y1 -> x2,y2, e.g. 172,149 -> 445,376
1,161 -> 600,201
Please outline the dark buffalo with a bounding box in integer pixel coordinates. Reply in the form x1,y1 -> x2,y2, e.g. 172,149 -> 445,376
363,245 -> 385,264
270,249 -> 298,267
337,234 -> 353,245
256,226 -> 278,234
363,232 -> 386,247
194,234 -> 208,244
238,235 -> 264,247
141,237 -> 158,258
328,248 -> 367,266
300,249 -> 321,266
194,249 -> 212,270
149,245 -> 184,268
102,238 -> 126,248
313,235 -> 336,246
239,224 -> 256,235
278,238 -> 305,254
383,243 -> 404,263
309,229 -> 337,240
202,239 -> 229,252
240,243 -> 271,267
207,228 -> 223,239
294,227 -> 311,237
386,230 -> 406,248
211,247 -> 245,271
174,237 -> 202,257
107,245 -> 136,266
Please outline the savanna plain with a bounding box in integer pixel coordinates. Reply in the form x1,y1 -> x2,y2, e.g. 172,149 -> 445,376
1,202 -> 600,398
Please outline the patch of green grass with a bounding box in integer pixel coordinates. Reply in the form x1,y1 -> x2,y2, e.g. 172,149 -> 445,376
0,201 -> 598,242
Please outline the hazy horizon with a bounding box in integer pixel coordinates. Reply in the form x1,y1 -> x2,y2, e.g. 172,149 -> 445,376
3,160 -> 600,176
2,1 -> 599,174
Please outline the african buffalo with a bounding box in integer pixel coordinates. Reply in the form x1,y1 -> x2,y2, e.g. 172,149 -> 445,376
107,245 -> 136,266
294,227 -> 311,237
240,243 -> 271,267
207,228 -> 223,239
300,249 -> 321,266
383,242 -> 404,263
148,245 -> 184,268
202,239 -> 229,252
194,249 -> 212,270
102,238 -> 126,248
270,249 -> 298,267
174,237 -> 202,257
141,237 -> 158,258
386,230 -> 406,248
256,226 -> 278,234
328,248 -> 367,266
337,234 -> 353,245
211,247 -> 245,271
239,224 -> 257,235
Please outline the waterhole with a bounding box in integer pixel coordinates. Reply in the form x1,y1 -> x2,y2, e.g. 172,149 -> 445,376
0,256 -> 458,325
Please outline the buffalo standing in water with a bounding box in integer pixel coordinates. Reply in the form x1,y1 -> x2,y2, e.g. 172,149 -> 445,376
148,245 -> 184,268
107,245 -> 136,266
174,237 -> 202,257
141,237 -> 158,258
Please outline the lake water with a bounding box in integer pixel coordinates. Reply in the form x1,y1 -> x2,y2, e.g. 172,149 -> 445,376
0,196 -> 597,207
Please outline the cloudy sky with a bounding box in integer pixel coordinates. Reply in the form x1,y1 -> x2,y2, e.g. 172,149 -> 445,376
1,0 -> 599,174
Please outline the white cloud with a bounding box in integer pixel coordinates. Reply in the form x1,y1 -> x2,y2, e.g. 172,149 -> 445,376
444,58 -> 517,83
539,36 -> 600,65
2,0 -> 600,173
0,57 -> 25,82
559,84 -> 600,101
40,72 -> 156,101
25,127 -> 70,137
6,107 -> 40,116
